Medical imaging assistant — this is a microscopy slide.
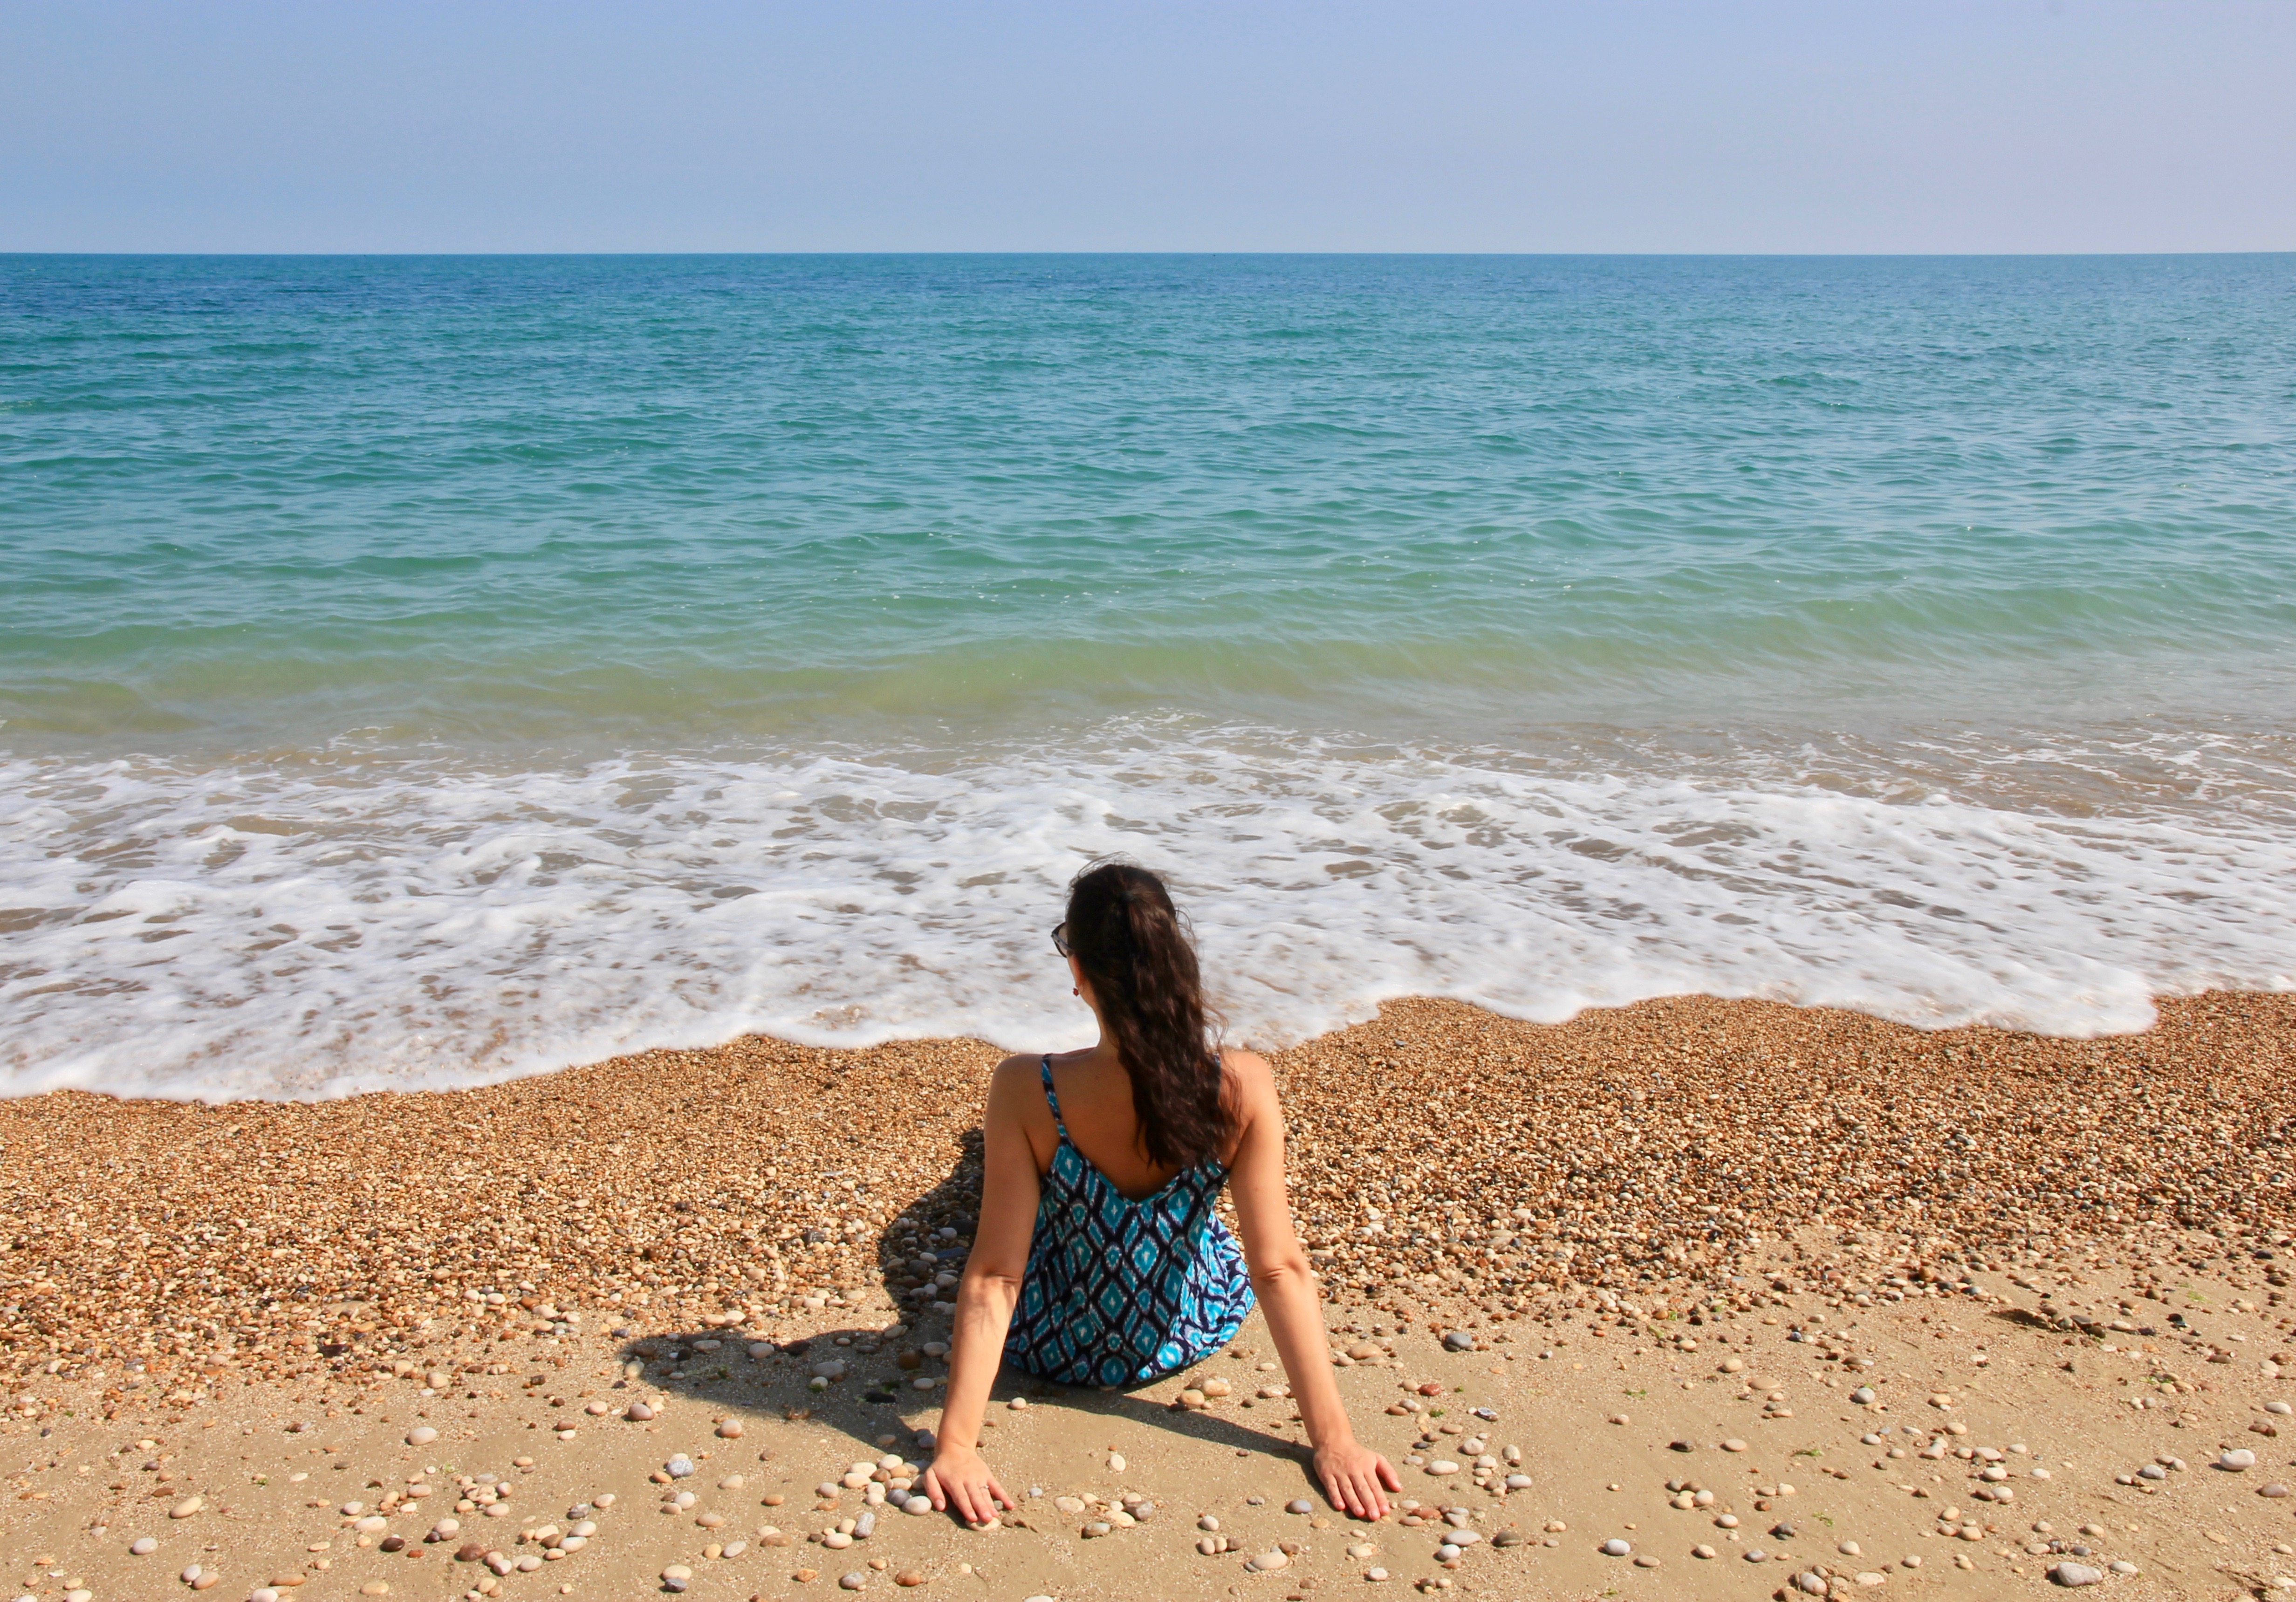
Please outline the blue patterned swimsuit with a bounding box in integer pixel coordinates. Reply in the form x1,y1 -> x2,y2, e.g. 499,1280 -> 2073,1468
1002,1056 -> 1255,1387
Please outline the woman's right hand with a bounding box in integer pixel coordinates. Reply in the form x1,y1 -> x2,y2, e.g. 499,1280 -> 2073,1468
922,1442 -> 1014,1527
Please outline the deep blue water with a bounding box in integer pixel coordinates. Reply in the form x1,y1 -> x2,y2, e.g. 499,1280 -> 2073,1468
3,254 -> 2292,1096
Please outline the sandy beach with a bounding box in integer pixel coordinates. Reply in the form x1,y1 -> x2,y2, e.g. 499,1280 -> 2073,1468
7,991 -> 2296,1602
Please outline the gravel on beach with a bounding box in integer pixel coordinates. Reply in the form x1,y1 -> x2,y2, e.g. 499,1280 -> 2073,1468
4,990 -> 2292,1393
7,992 -> 2296,1602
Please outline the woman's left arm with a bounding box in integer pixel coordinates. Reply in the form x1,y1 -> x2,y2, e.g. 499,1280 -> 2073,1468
923,1055 -> 1043,1525
1224,1050 -> 1400,1520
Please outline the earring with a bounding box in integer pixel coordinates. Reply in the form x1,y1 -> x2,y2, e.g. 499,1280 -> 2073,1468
1072,987 -> 1080,997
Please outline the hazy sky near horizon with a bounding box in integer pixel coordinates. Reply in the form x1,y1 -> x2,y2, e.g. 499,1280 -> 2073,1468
3,0 -> 2290,254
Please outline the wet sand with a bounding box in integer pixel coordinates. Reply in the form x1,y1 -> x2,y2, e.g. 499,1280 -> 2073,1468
5,992 -> 2296,1601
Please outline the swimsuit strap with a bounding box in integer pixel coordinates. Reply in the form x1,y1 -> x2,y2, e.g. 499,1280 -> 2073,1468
1039,1054 -> 1069,1140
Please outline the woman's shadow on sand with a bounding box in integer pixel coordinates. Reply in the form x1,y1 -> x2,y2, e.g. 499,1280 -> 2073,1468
628,1130 -> 1322,1502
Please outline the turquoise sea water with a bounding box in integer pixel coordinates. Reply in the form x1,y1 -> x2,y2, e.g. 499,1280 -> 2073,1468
4,254 -> 2293,1096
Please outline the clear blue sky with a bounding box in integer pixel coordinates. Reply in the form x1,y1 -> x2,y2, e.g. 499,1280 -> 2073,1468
3,0 -> 2289,253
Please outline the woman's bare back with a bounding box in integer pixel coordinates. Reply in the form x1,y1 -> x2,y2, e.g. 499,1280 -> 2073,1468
1017,1046 -> 1247,1201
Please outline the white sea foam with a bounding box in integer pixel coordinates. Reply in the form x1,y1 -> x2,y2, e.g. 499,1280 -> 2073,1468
3,723 -> 2293,1101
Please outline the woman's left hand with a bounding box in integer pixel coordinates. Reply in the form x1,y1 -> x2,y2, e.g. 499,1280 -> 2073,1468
1314,1438 -> 1402,1520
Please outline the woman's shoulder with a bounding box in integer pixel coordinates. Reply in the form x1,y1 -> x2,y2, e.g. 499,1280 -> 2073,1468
1218,1043 -> 1271,1075
1217,1045 -> 1276,1108
986,1053 -> 1059,1145
987,1051 -> 1049,1098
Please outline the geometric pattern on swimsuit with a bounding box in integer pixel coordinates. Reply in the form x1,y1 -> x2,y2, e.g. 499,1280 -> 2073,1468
1002,1056 -> 1255,1387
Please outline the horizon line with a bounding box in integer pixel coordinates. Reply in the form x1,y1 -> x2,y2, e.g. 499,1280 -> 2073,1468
5,248 -> 2293,261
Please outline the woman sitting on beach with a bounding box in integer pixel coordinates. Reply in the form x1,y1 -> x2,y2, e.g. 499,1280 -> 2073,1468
922,861 -> 1399,1525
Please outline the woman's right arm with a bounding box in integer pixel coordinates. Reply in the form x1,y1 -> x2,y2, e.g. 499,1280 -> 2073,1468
923,1054 -> 1042,1525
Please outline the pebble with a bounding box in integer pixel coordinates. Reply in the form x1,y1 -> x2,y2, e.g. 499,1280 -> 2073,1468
1426,1460 -> 1460,1476
626,1402 -> 655,1421
1107,1453 -> 1126,1472
1247,1550 -> 1291,1572
1443,1331 -> 1475,1351
667,1455 -> 696,1477
129,1538 -> 158,1555
1287,1499 -> 1314,1514
404,1425 -> 439,1446
2049,1561 -> 2105,1587
1722,1439 -> 1749,1453
2221,1449 -> 2258,1471
1851,1387 -> 1875,1404
840,1573 -> 866,1590
1366,1567 -> 1390,1581
1693,1544 -> 1717,1559
169,1495 -> 203,1519
717,1418 -> 744,1438
1602,1539 -> 1632,1555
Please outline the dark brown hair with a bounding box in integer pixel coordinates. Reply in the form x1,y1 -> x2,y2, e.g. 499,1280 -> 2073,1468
1064,860 -> 1227,1171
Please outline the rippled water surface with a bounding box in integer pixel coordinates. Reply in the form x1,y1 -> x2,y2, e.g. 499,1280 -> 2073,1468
4,254 -> 2292,1095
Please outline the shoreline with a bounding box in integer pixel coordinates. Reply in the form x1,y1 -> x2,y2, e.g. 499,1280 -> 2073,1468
7,990 -> 2293,1386
6,990 -> 2296,1600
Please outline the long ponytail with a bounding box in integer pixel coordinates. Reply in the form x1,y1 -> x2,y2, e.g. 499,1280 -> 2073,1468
1063,861 -> 1227,1171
